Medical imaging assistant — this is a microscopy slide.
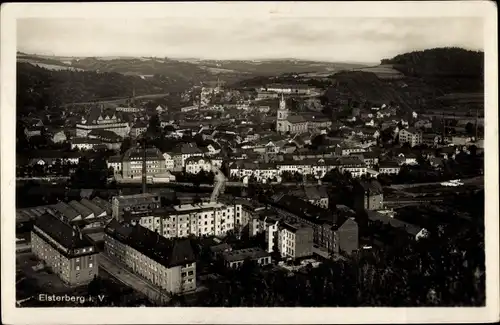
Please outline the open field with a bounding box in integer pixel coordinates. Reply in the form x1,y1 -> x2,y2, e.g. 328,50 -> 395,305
351,64 -> 404,79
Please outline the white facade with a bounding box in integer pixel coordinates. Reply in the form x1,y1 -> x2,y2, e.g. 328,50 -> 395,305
278,228 -> 296,259
163,153 -> 175,171
399,129 -> 422,147
185,158 -> 212,174
139,203 -> 235,238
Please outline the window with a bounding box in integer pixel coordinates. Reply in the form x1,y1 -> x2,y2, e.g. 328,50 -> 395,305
76,266 -> 80,271
76,258 -> 80,262
89,263 -> 93,268
181,272 -> 187,277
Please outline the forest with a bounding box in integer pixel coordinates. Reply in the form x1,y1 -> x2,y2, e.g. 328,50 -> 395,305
16,63 -> 191,113
381,47 -> 484,94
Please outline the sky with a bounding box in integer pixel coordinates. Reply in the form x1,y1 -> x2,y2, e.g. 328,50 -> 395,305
17,17 -> 484,64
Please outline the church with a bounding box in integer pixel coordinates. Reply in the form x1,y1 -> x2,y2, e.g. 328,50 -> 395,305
276,95 -> 332,135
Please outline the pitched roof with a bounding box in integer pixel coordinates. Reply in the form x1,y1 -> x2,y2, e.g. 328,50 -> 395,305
92,197 -> 112,211
222,247 -> 270,263
287,115 -> 308,123
88,129 -> 123,142
33,213 -> 95,252
68,200 -> 94,218
357,179 -> 383,195
173,143 -> 203,155
123,146 -> 163,161
52,201 -> 81,221
132,120 -> 148,129
80,198 -> 106,216
105,220 -> 196,268
366,210 -> 423,236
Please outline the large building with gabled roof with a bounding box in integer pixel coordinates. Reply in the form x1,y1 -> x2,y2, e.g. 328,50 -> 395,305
104,220 -> 197,294
31,213 -> 99,286
76,106 -> 130,138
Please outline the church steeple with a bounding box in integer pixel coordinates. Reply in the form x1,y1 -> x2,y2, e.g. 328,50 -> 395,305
276,94 -> 288,133
279,94 -> 286,110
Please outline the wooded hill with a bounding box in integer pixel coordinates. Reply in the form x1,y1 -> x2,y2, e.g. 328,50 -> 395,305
322,47 -> 484,112
16,62 -> 190,111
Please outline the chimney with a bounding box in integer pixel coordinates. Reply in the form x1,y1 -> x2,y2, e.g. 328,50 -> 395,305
142,139 -> 147,194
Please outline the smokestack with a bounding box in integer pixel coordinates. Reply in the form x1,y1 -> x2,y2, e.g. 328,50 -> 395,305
475,108 -> 479,140
142,139 -> 147,194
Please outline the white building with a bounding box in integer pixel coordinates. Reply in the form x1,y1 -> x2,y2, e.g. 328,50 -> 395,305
185,157 -> 212,174
70,138 -> 103,151
162,153 -> 175,171
76,107 -> 130,138
139,202 -> 236,238
171,143 -> 204,170
399,128 -> 422,147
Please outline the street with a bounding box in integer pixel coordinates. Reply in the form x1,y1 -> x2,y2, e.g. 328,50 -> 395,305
98,253 -> 170,304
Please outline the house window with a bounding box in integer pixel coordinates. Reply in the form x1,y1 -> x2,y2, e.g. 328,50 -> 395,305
89,263 -> 93,268
76,266 -> 80,271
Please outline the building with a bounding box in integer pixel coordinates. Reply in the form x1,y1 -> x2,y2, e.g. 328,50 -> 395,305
366,210 -> 428,242
271,195 -> 359,255
76,107 -> 130,138
104,220 -> 196,294
130,120 -> 149,138
275,95 -> 331,135
264,84 -> 313,95
107,155 -> 122,175
221,247 -> 272,269
122,146 -> 166,179
354,179 -> 384,211
116,106 -> 143,113
87,129 -> 123,150
139,202 -> 236,238
185,156 -> 212,174
31,213 -> 98,286
111,193 -> 161,222
335,156 -> 367,178
378,161 -> 401,175
399,128 -> 422,147
70,138 -> 103,151
51,130 -> 67,143
292,187 -> 329,209
171,143 -> 204,170
162,153 -> 175,171
257,91 -> 279,100
277,222 -> 314,259
422,133 -> 442,147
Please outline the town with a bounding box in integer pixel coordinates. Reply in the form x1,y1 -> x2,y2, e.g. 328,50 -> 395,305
15,46 -> 485,308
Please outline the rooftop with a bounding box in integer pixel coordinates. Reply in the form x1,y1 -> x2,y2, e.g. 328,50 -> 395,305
281,221 -> 311,233
173,202 -> 224,212
105,220 -> 196,268
123,146 -> 164,161
33,213 -> 95,252
113,193 -> 160,204
357,179 -> 383,195
52,201 -> 81,221
366,210 -> 423,236
222,247 -> 271,263
68,200 -> 94,218
80,198 -> 106,216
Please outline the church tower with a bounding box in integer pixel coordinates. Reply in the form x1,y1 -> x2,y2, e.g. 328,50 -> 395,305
276,94 -> 288,133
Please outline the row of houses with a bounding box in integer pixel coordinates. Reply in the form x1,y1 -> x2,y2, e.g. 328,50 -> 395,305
229,156 -> 368,180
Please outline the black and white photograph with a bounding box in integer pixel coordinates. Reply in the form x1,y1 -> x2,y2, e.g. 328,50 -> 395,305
1,2 -> 498,324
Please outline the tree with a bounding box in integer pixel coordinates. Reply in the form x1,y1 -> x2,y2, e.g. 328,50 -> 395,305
465,122 -> 475,135
147,113 -> 161,138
